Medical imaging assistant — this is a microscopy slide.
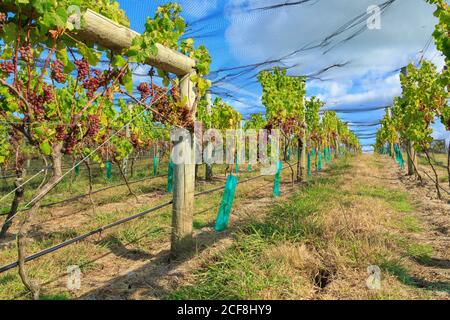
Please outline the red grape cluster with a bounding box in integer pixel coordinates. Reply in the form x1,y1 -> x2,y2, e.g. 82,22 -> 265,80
55,125 -> 67,141
138,82 -> 151,101
178,106 -> 194,130
131,133 -> 140,147
63,126 -> 79,155
28,91 -> 45,120
0,12 -> 6,31
150,84 -> 171,122
0,61 -> 14,76
42,84 -> 55,103
74,59 -> 90,80
19,44 -> 33,62
281,117 -> 297,135
27,85 -> 55,120
86,114 -> 100,137
83,70 -> 105,99
51,59 -> 67,83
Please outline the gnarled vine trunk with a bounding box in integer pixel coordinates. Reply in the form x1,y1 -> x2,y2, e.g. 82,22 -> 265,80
0,172 -> 25,239
424,148 -> 442,200
17,143 -> 63,300
205,163 -> 213,181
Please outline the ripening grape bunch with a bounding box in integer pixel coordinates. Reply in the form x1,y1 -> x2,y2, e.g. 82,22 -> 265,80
138,82 -> 151,101
51,59 -> 67,83
0,61 -> 14,75
86,115 -> 100,138
19,44 -> 33,62
74,59 -> 90,80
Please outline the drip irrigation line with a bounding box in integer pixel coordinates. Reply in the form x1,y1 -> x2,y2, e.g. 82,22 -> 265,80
35,173 -> 169,210
0,161 -> 299,273
0,200 -> 173,274
0,169 -> 45,204
0,172 -> 169,217
0,154 -> 163,176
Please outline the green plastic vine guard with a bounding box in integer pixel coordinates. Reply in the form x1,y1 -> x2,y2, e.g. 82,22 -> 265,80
248,164 -> 252,172
318,152 -> 323,171
214,175 -> 238,232
167,161 -> 174,193
394,144 -> 404,169
153,156 -> 159,176
106,161 -> 113,181
74,164 -> 80,177
287,149 -> 292,161
235,155 -> 239,174
273,160 -> 283,197
307,152 -> 311,177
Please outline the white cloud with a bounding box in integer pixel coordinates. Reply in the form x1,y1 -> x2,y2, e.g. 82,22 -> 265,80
223,0 -> 445,110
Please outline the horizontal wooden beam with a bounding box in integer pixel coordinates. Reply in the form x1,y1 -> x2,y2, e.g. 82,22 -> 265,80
76,10 -> 196,76
0,5 -> 196,76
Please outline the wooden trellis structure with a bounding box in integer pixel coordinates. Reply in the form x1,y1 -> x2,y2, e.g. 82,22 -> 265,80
1,6 -> 197,257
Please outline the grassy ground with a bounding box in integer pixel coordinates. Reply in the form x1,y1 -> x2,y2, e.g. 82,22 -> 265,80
167,155 -> 449,300
0,155 -> 168,214
0,159 -> 296,299
1,153 -> 448,300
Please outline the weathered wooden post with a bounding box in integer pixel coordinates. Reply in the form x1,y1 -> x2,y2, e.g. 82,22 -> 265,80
171,72 -> 196,257
205,91 -> 214,181
401,67 -> 416,176
297,94 -> 307,181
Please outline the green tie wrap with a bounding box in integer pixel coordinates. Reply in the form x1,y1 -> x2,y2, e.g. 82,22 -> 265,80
394,144 -> 404,169
273,160 -> 283,197
307,152 -> 311,177
318,152 -> 322,171
153,156 -> 159,176
167,161 -> 174,193
106,161 -> 113,181
74,164 -> 80,177
215,175 -> 238,232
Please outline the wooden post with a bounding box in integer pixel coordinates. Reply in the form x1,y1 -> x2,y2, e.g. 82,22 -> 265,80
205,91 -> 213,181
300,133 -> 307,179
297,133 -> 307,181
171,72 -> 196,257
401,67 -> 416,175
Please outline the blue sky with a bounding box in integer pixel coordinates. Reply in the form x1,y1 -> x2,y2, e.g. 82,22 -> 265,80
117,0 -> 447,152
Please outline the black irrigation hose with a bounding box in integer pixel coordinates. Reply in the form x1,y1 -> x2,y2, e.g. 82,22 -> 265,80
0,173 -> 168,216
0,161 -> 299,273
0,200 -> 173,273
0,155 -> 161,178
39,173 -> 168,209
